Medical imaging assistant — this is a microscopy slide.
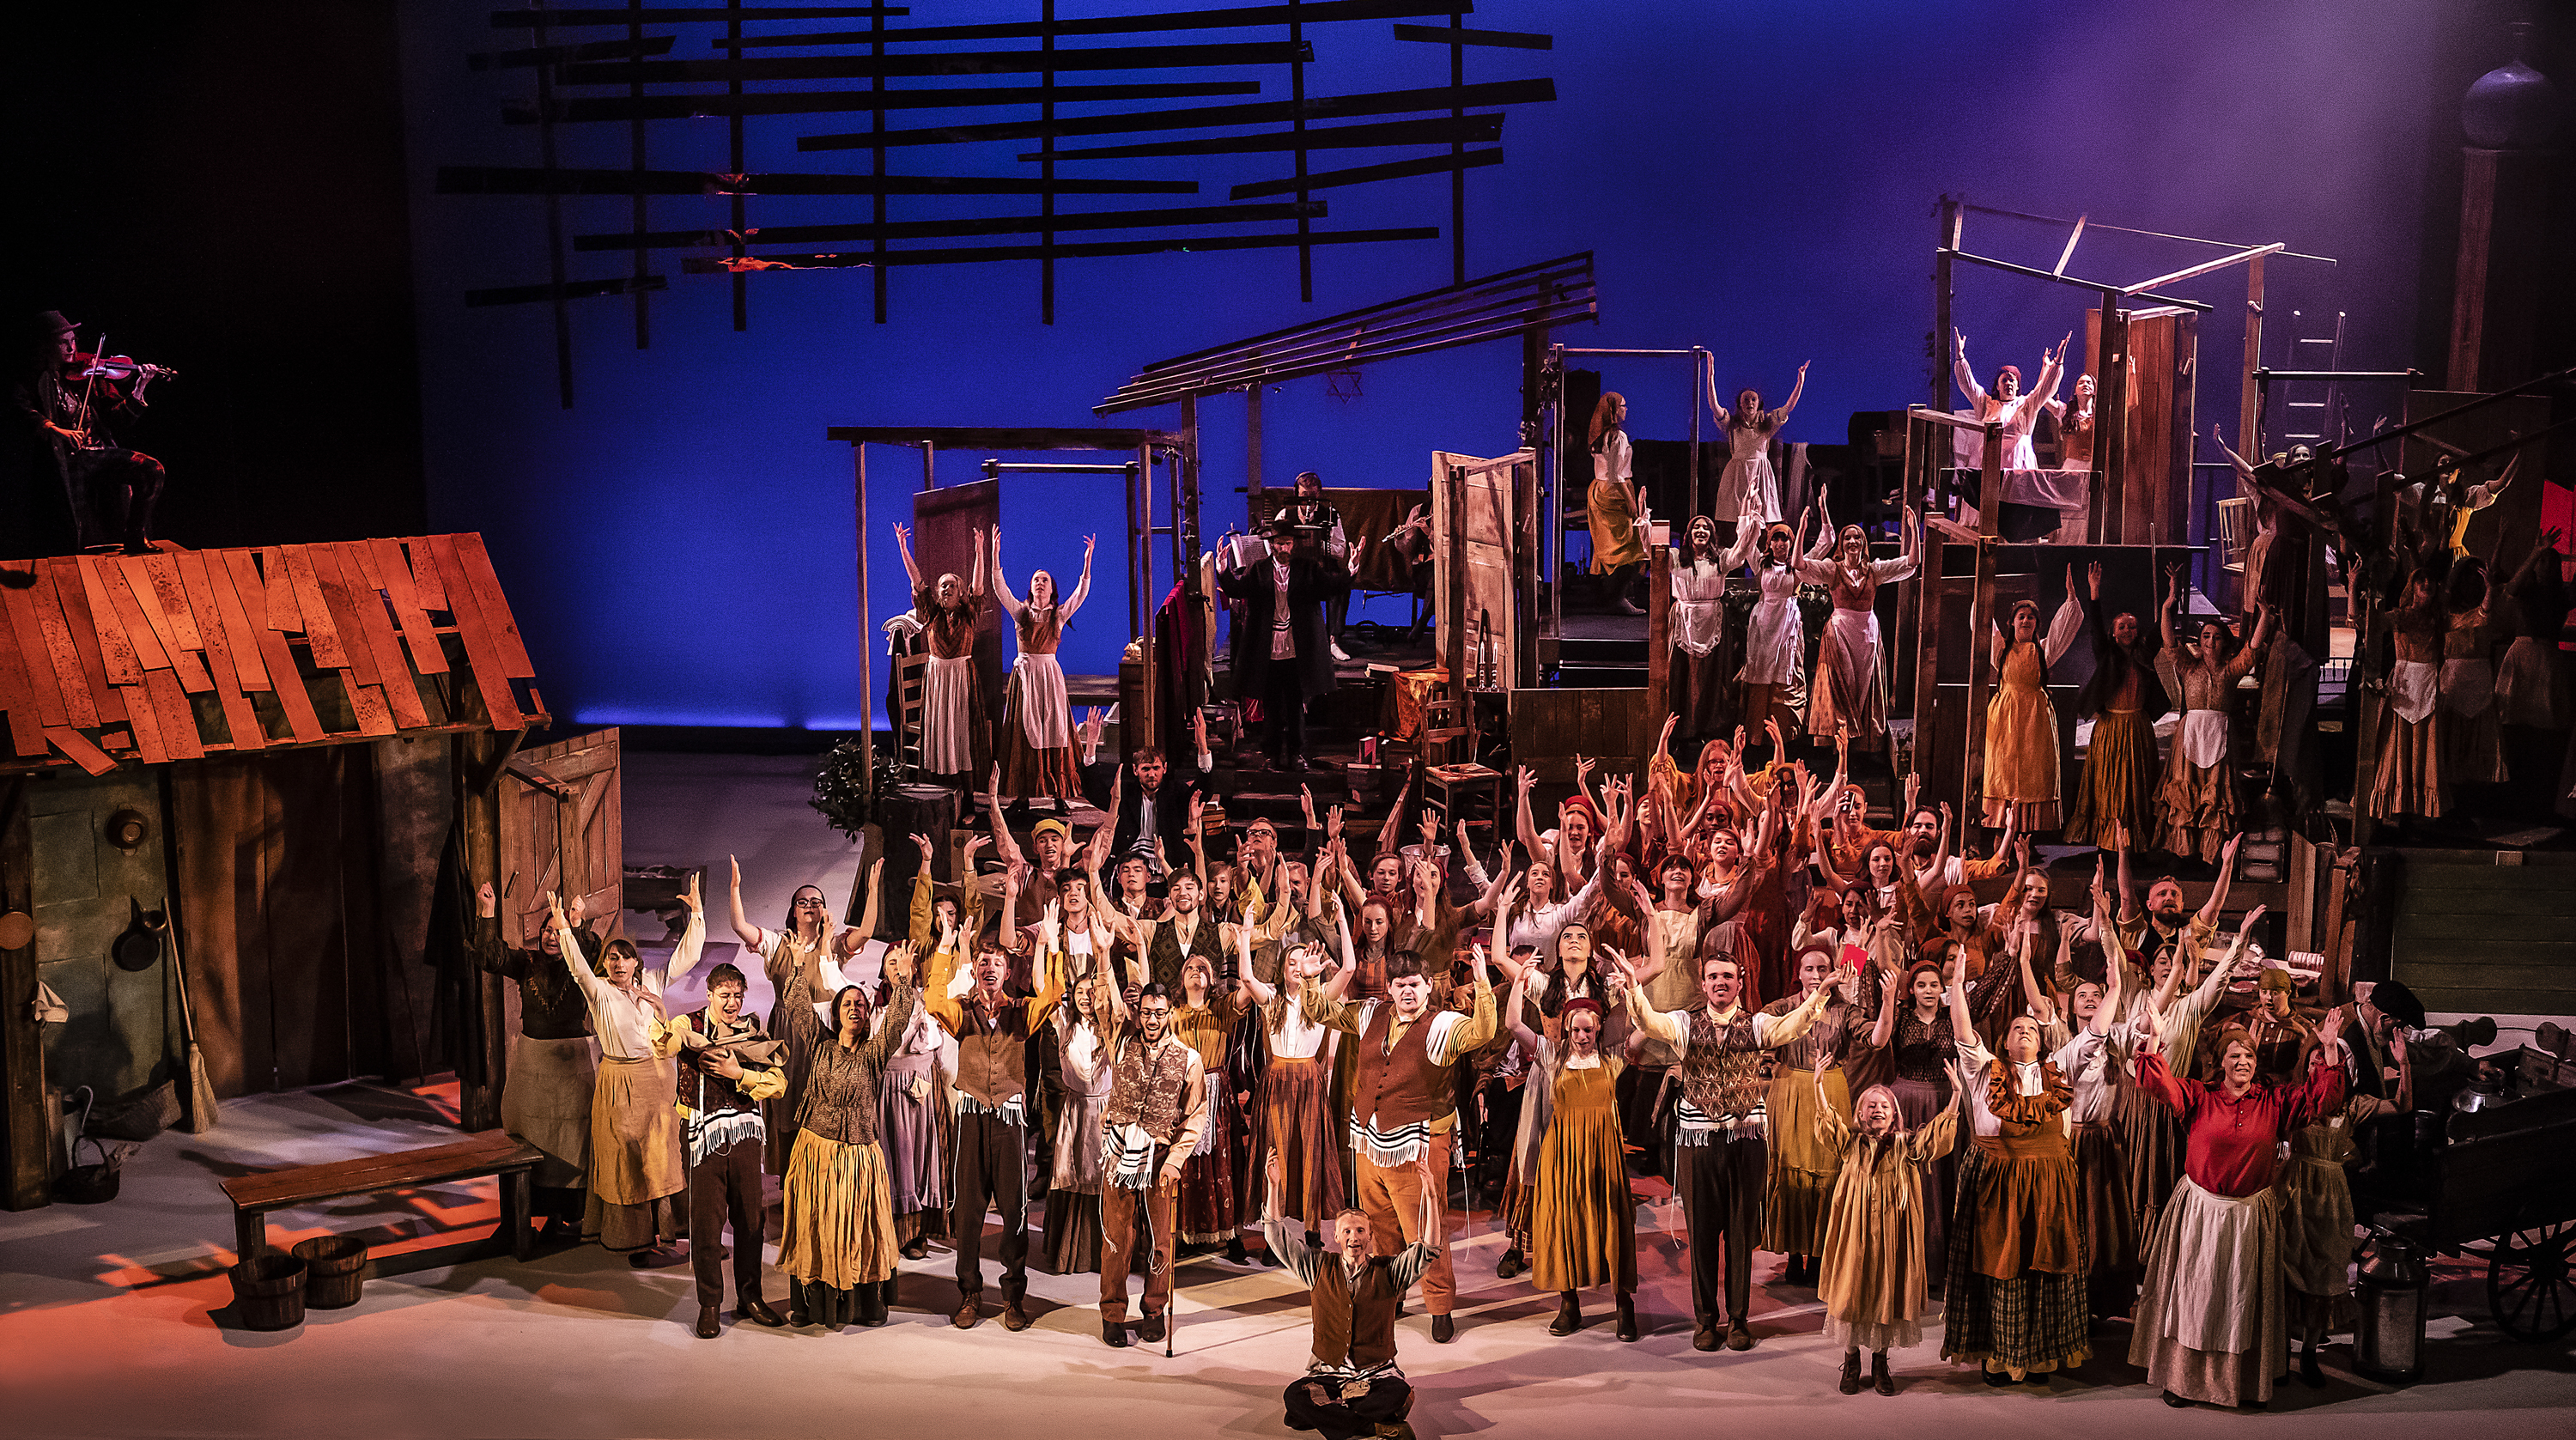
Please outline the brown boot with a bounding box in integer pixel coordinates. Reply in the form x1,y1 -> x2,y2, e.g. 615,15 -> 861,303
1838,1351 -> 1862,1394
951,1296 -> 981,1329
1548,1292 -> 1582,1336
1872,1352 -> 1895,1395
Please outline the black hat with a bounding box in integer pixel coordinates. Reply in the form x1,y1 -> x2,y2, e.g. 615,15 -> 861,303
2367,979 -> 2427,1030
35,311 -> 78,338
1266,514 -> 1299,539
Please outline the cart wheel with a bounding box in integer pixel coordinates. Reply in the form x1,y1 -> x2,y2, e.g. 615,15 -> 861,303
2487,1211 -> 2576,1341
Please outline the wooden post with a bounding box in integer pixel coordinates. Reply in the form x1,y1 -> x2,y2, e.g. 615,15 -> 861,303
1959,420 -> 2006,828
1898,414 -> 1935,781
1933,197 -> 1960,410
1133,447 -> 1158,756
2238,255 -> 2266,473
1445,464 -> 1469,704
1647,543 -> 1673,741
2448,148 -> 2555,392
457,731 -> 509,1134
0,778 -> 45,1211
2093,292 -> 2129,544
853,444 -> 872,785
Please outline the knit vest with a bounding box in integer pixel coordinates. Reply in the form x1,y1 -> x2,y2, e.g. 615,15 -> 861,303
1310,1256 -> 1405,1370
1681,1006 -> 1768,1121
1102,1034 -> 1193,1145
1145,911 -> 1224,993
953,999 -> 1035,1110
1351,1002 -> 1441,1133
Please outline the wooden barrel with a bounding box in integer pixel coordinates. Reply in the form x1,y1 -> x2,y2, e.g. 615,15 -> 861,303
291,1235 -> 368,1309
231,1251 -> 307,1331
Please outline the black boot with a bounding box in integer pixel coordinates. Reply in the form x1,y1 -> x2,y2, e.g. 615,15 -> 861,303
1838,1350 -> 1862,1394
1548,1292 -> 1582,1336
857,1282 -> 889,1328
1225,1236 -> 1250,1266
1495,1246 -> 1525,1279
2300,1340 -> 2325,1388
1613,1291 -> 1637,1343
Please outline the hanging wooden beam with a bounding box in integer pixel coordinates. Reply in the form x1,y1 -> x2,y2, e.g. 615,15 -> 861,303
1036,113 -> 1500,161
725,0 -> 1464,47
557,39 -> 1307,85
469,34 -> 671,69
798,76 -> 1552,151
577,199 -> 1325,250
1230,147 -> 1498,198
1391,21 -> 1551,49
2121,241 -> 2284,296
440,166 -> 1197,196
505,79 -> 1259,124
491,7 -> 905,24
682,225 -> 1438,270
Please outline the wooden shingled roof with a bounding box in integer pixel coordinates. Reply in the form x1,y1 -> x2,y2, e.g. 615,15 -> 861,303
0,536 -> 546,776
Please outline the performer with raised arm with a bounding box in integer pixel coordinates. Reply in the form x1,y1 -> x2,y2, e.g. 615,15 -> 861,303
1704,351 -> 1810,528
471,881 -> 603,1240
1952,330 -> 2066,472
1303,942 -> 1498,1344
1093,974 -> 1210,1347
1262,1151 -> 1443,1440
1587,391 -> 1648,613
2154,562 -> 2273,862
1722,501 -> 1835,749
1624,945 -> 1840,1351
654,873 -> 790,1337
1981,573 -> 2087,834
1812,1048 -> 1964,1395
894,520 -> 992,818
923,896 -> 1066,1333
544,895 -> 686,1267
1043,951 -> 1116,1277
728,854 -> 880,1177
2064,560 -> 2170,850
1502,955 -> 1642,1340
777,956 -> 920,1330
1802,505 -> 1920,748
992,526 -> 1094,817
877,930 -> 950,1261
1237,925 -> 1346,1243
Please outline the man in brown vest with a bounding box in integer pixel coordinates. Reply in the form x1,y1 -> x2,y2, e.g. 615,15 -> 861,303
1304,945 -> 1496,1344
1624,946 -> 1839,1352
1262,1151 -> 1441,1440
1099,866 -> 1226,998
925,927 -> 1065,1332
1096,981 -> 1208,1346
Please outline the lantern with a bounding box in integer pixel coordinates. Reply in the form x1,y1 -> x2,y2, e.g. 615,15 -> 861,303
2354,1232 -> 2429,1384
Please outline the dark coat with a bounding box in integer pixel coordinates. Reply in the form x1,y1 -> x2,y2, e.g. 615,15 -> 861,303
1082,756 -> 1208,860
2074,596 -> 2170,721
1218,553 -> 1347,697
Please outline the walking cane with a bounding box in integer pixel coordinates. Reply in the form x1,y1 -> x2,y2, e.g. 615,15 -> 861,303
1144,1174 -> 1176,1358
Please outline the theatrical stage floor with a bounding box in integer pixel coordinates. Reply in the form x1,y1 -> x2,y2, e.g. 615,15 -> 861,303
3,751 -> 2567,1439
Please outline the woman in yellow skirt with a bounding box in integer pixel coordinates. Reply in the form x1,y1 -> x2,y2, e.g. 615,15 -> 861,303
780,980 -> 918,1328
1504,975 -> 1639,1340
1587,392 -> 1647,614
1763,945 -> 1859,1288
551,899 -> 686,1265
1980,577 -> 2086,833
1814,1051 -> 1961,1395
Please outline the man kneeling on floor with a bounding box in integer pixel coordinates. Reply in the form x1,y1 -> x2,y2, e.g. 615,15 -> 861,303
1264,1151 -> 1440,1440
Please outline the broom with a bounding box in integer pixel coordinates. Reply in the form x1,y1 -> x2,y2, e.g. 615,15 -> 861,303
160,898 -> 221,1133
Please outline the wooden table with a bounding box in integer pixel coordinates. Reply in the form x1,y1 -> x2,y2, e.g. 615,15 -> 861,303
221,1129 -> 544,1278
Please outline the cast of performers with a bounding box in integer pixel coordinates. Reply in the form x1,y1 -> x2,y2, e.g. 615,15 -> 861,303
9,310 -> 169,556
894,521 -> 992,819
2063,562 -> 2170,850
1586,392 -> 1647,613
778,959 -> 920,1328
992,527 -> 1094,816
727,854 -> 880,1177
471,881 -> 601,1237
546,895 -> 686,1265
1264,1151 -> 1443,1440
1094,975 -> 1211,1346
1951,330 -> 2066,473
1804,506 -> 1921,749
2153,563 -> 2273,862
1305,943 -> 1498,1344
1980,581 -> 2086,833
1625,946 -> 1838,1351
2129,1006 -> 2350,1411
924,891 -> 1066,1332
1215,515 -> 1356,771
657,874 -> 790,1337
1704,352 -> 1810,528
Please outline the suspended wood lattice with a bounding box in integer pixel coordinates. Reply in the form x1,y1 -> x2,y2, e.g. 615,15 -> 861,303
440,2 -> 1558,405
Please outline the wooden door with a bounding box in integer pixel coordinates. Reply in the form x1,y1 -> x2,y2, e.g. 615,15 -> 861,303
498,728 -> 623,945
1431,450 -> 1528,692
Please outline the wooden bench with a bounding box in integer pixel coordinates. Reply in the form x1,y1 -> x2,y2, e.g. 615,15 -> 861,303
222,1129 -> 544,1278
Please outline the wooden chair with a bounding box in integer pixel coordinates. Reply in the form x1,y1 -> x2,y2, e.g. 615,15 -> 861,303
894,653 -> 928,776
1419,696 -> 1500,839
2216,496 -> 2254,574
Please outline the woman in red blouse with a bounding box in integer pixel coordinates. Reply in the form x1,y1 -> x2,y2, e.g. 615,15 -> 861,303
2127,1007 -> 2349,1411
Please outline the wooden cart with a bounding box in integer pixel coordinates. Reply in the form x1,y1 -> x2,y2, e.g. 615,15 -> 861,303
2359,1063 -> 2576,1341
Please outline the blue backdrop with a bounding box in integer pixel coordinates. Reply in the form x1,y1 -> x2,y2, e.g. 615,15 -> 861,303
397,0 -> 2462,731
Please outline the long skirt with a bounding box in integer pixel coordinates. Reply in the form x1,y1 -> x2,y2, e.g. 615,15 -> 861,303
1762,1067 -> 1848,1255
2063,708 -> 2156,850
2074,1118 -> 2139,1314
1893,1076 -> 1952,1272
1738,598 -> 1804,688
2495,635 -> 2572,729
1980,683 -> 2063,831
2116,1080 -> 2184,1246
1528,1069 -> 1637,1293
2129,1176 -> 2286,1408
1178,1082 -> 1242,1244
2278,1151 -> 2357,1340
1941,1138 -> 2090,1376
1819,1139 -> 1946,1353
920,653 -> 984,777
2442,665 -> 2508,785
778,1129 -> 899,1291
1588,479 -> 1643,572
1808,606 -> 1889,744
882,1053 -> 948,1219
764,1000 -> 824,1176
2366,704 -> 2444,819
1260,1055 -> 1346,1224
998,652 -> 1081,802
583,1054 -> 684,1252
502,1033 -> 597,1191
2153,751 -> 2237,865
1672,644 -> 1730,739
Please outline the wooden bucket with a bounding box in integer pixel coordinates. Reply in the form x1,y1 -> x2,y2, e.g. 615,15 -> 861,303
292,1235 -> 368,1309
231,1250 -> 307,1331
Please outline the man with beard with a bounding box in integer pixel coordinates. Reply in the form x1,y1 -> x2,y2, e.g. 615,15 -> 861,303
1082,707 -> 1214,877
2113,834 -> 2242,976
1897,802 -> 2015,893
1261,1150 -> 1443,1439
1217,515 -> 1355,772
1304,945 -> 1497,1344
1094,981 -> 1209,1346
1623,946 -> 1841,1352
925,923 -> 1066,1332
1099,866 -> 1226,999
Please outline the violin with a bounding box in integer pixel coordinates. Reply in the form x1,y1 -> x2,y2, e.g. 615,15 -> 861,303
75,353 -> 178,383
